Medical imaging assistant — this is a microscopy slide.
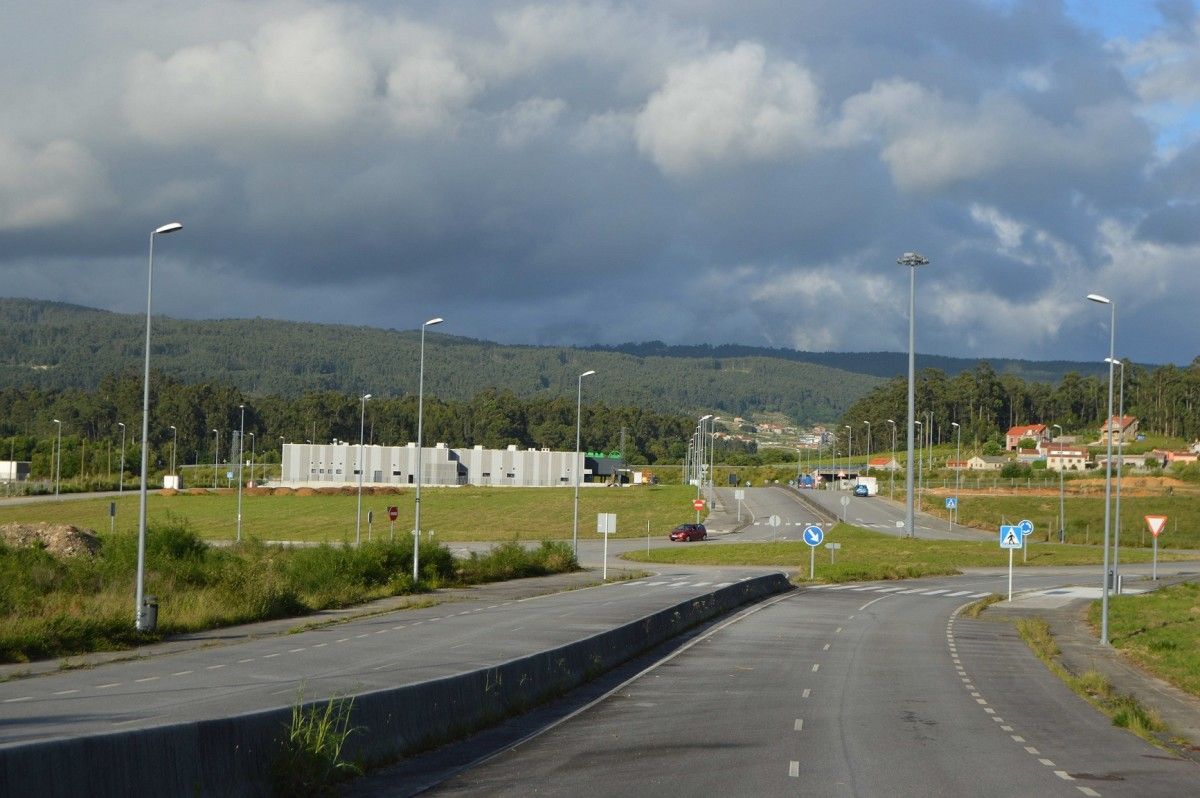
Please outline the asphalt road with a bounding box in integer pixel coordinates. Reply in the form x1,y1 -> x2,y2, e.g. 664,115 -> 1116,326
416,569 -> 1200,797
0,565 -> 773,747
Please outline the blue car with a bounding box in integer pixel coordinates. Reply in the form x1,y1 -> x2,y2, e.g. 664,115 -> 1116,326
854,484 -> 869,497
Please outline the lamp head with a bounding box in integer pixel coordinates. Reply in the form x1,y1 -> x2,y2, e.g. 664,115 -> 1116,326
53,418 -> 60,424
363,393 -> 372,400
154,222 -> 183,235
580,369 -> 596,378
951,422 -> 959,428
887,418 -> 894,424
700,414 -> 713,421
424,317 -> 444,327
1086,293 -> 1111,305
897,252 -> 929,267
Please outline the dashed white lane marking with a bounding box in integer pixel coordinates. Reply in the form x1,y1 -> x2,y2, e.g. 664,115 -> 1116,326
694,581 -> 711,587
1001,725 -> 1014,732
134,676 -> 159,683
238,658 -> 255,664
715,582 -> 732,587
1024,746 -> 1039,755
1054,771 -> 1075,781
825,585 -> 856,591
976,698 -> 988,705
811,664 -> 820,672
823,644 -> 831,651
835,627 -> 842,634
1038,759 -> 1055,767
336,637 -> 351,642
390,627 -> 404,632
374,629 -> 388,634
922,589 -> 950,595
898,588 -> 927,594
850,586 -> 878,592
264,653 -> 281,658
171,671 -> 192,677
356,634 -> 370,639
488,604 -> 501,607
645,581 -> 667,586
289,648 -> 306,653
53,689 -> 79,695
3,696 -> 31,703
794,718 -> 804,731
873,587 -> 906,593
788,761 -> 800,778
945,590 -> 972,597
96,683 -> 120,689
802,689 -> 811,699
1078,788 -> 1101,797
984,708 -> 995,714
206,664 -> 226,670
968,592 -> 990,598
1011,735 -> 1026,743
314,643 -> 328,647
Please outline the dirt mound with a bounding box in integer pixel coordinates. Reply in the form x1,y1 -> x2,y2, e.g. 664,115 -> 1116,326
1,522 -> 101,558
184,488 -> 209,496
243,487 -> 272,497
295,487 -> 317,496
369,486 -> 404,496
272,487 -> 295,496
159,488 -> 179,497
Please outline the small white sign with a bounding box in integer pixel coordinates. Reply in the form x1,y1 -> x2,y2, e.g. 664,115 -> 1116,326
768,515 -> 782,527
734,489 -> 745,501
597,513 -> 617,535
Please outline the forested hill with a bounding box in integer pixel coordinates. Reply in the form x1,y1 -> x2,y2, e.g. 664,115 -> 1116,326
589,342 -> 1112,383
0,298 -> 879,423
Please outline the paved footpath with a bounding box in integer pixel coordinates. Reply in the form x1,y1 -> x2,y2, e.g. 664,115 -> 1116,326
987,570 -> 1200,759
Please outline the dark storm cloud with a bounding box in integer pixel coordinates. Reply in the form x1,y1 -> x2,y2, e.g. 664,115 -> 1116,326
1,0 -> 1198,364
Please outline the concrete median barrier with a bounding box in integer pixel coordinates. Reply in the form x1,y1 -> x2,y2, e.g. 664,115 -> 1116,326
1,573 -> 791,798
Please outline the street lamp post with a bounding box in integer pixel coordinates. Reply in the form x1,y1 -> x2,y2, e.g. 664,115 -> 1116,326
279,436 -> 285,483
169,425 -> 177,480
572,370 -> 596,558
1088,293 -> 1116,645
844,425 -> 852,480
247,432 -> 255,487
886,419 -> 896,500
915,419 -> 923,531
951,421 -> 961,525
118,421 -> 126,494
356,393 -> 372,545
1052,424 -> 1064,542
236,404 -> 245,543
53,419 -> 62,496
212,429 -> 219,489
1106,357 -> 1126,584
864,421 -> 871,474
898,252 -> 928,537
135,220 -> 183,632
413,317 -> 443,582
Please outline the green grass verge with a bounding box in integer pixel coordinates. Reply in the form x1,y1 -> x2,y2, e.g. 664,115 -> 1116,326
930,493 -> 1200,550
1089,582 -> 1200,699
1016,617 -> 1167,743
0,517 -> 580,663
0,485 -> 696,543
622,524 -> 1194,582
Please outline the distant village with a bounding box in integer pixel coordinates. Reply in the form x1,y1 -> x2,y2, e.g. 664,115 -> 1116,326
726,415 -> 1200,472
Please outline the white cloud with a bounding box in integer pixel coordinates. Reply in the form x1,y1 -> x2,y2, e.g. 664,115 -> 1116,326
0,135 -> 114,229
634,42 -> 824,176
124,8 -> 376,149
969,204 -> 1026,251
497,97 -> 567,148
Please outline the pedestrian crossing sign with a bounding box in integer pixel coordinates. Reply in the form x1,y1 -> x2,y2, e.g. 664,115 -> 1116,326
999,525 -> 1022,549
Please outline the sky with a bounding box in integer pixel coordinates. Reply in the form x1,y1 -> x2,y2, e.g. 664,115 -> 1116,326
2,1 -> 1200,365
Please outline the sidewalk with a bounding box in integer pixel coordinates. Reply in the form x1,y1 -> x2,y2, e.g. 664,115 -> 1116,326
987,574 -> 1200,759
703,486 -> 749,535
0,568 -> 630,684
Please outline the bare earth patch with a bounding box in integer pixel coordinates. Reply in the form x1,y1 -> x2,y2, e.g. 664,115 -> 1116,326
0,522 -> 101,557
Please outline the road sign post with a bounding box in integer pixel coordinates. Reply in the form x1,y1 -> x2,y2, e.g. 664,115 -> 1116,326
1019,519 -> 1034,563
734,488 -> 745,522
693,497 -> 705,523
945,497 -> 957,531
388,505 -> 398,542
367,509 -> 373,542
1000,524 -> 1022,601
839,494 -> 849,523
825,542 -> 841,565
804,525 -> 825,579
768,514 -> 781,541
1145,515 -> 1167,580
598,513 -> 617,580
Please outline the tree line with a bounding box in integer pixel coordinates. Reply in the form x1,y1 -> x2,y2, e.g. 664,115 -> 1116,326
837,360 -> 1200,455
0,373 -> 729,481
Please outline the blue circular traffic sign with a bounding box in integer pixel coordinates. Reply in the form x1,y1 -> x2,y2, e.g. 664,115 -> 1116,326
1018,519 -> 1034,535
803,525 -> 825,547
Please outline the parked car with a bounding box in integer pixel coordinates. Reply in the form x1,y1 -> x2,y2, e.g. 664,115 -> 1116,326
854,484 -> 869,497
669,523 -> 708,542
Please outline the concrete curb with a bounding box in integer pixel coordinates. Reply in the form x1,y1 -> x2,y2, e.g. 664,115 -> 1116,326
0,574 -> 792,798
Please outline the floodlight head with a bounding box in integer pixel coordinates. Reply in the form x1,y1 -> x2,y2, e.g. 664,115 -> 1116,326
363,393 -> 372,400
897,252 -> 930,267
1086,293 -> 1111,305
951,421 -> 960,428
700,414 -> 713,421
887,418 -> 895,424
844,424 -> 851,430
1104,357 -> 1122,367
154,222 -> 183,235
169,425 -> 176,430
580,369 -> 596,378
53,418 -> 61,424
424,317 -> 444,327
118,422 -> 125,428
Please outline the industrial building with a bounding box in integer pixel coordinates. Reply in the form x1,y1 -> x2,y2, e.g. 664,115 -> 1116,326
279,442 -> 597,488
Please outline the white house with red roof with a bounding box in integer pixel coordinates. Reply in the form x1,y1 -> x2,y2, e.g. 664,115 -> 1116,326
1005,424 -> 1049,451
1046,446 -> 1089,472
868,456 -> 900,471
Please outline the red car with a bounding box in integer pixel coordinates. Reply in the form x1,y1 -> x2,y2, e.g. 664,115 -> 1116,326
669,523 -> 708,542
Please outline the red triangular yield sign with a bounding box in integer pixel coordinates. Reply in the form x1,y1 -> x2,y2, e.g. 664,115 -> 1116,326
1145,515 -> 1168,537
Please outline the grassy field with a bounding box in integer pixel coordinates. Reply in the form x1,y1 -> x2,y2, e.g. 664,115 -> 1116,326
1092,582 -> 1200,699
622,523 -> 1196,582
0,485 -> 697,543
0,518 -> 579,663
927,492 -> 1200,550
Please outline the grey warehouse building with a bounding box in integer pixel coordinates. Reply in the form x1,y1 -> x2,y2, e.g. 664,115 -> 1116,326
279,443 -> 589,488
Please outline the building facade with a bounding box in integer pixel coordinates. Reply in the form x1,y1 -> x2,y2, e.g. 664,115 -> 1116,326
280,443 -> 586,488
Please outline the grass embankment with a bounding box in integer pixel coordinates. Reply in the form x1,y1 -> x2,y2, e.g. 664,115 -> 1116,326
0,518 -> 578,663
1089,582 -> 1200,699
622,524 -> 1195,582
920,493 -> 1200,550
1016,617 -> 1166,741
0,485 -> 694,543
